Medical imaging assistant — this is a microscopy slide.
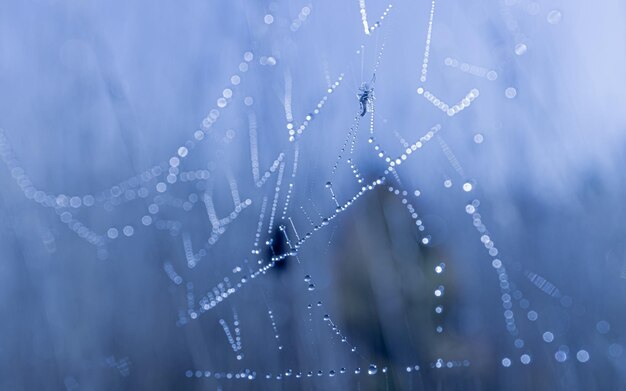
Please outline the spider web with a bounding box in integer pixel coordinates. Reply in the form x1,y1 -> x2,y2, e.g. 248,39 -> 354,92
0,0 -> 622,389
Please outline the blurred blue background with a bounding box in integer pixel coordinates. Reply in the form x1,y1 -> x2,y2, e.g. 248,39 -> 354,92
1,0 -> 626,389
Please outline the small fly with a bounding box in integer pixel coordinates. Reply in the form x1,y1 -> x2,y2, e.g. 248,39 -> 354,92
357,74 -> 376,117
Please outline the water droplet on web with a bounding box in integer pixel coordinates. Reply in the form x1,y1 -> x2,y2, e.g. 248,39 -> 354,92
486,70 -> 498,81
547,10 -> 562,24
308,283 -> 316,291
576,350 -> 590,363
505,87 -> 517,99
609,344 -> 623,357
596,320 -> 610,334
543,331 -> 554,342
367,365 -> 377,375
514,43 -> 527,56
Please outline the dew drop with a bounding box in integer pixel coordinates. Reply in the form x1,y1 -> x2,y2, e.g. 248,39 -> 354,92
555,350 -> 567,362
543,331 -> 554,343
505,87 -> 517,99
514,43 -> 527,56
576,350 -> 590,363
486,70 -> 498,81
547,10 -> 562,24
596,320 -> 610,334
